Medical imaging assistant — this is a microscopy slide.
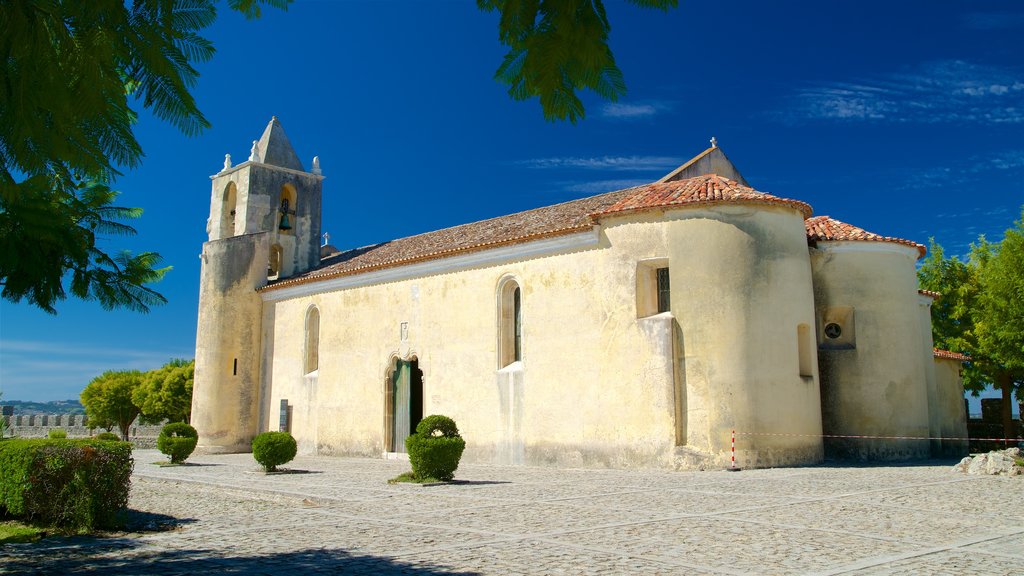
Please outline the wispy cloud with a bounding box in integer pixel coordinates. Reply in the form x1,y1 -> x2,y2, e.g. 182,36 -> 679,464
781,60 -> 1024,124
962,12 -> 1024,30
0,340 -> 191,402
600,101 -> 670,120
561,179 -> 651,194
898,149 -> 1024,191
519,155 -> 682,171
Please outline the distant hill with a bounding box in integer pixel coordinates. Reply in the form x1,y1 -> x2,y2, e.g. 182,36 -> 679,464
1,400 -> 85,415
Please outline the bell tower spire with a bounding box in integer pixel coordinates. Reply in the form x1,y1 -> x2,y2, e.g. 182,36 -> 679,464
193,117 -> 325,453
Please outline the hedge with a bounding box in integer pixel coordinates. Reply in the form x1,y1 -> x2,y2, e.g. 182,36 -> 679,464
252,431 -> 297,472
0,438 -> 133,531
157,422 -> 198,464
405,415 -> 466,482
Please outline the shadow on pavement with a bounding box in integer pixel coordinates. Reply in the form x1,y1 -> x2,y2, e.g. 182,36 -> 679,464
123,509 -> 197,532
1,541 -> 479,575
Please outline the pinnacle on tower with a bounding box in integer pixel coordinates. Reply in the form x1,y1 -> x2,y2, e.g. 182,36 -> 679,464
255,117 -> 304,171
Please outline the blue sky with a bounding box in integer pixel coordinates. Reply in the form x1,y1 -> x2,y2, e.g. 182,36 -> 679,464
1,0 -> 1022,404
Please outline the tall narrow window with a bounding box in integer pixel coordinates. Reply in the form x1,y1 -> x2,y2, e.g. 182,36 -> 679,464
513,286 -> 522,362
305,307 -> 320,374
497,277 -> 522,368
268,244 -> 283,279
656,267 -> 671,313
221,182 -> 237,238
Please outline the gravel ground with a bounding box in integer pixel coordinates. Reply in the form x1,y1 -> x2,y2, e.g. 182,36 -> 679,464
1,449 -> 1022,575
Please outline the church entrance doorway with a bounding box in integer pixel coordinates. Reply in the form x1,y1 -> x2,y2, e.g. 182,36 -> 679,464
387,359 -> 423,453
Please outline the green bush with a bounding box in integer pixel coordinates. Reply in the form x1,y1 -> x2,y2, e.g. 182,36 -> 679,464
251,431 -> 297,472
157,422 -> 198,464
94,432 -> 120,441
47,429 -> 67,439
0,439 -> 133,531
405,414 -> 466,482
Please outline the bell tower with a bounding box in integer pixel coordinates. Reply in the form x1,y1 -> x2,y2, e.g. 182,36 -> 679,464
192,117 -> 324,453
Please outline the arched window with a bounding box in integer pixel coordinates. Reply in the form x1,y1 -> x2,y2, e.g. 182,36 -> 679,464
221,182 -> 237,238
497,277 -> 522,368
268,244 -> 283,279
278,184 -> 298,235
304,306 -> 320,374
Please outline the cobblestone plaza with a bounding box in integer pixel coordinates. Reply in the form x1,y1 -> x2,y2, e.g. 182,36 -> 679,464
3,449 -> 1022,575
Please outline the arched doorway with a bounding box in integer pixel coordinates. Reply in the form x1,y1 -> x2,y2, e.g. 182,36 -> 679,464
385,358 -> 423,453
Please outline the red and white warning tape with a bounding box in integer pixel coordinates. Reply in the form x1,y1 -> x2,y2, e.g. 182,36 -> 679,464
731,429 -> 736,469
735,431 -> 1024,442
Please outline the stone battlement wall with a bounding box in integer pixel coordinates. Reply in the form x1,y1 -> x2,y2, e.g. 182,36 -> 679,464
1,412 -> 167,448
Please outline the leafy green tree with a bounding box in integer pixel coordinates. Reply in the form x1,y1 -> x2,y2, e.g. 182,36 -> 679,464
80,370 -> 145,441
918,240 -> 986,393
974,212 -> 1024,437
919,212 -> 1024,439
3,0 -> 674,313
478,0 -> 678,123
0,0 -> 290,313
134,359 -> 195,424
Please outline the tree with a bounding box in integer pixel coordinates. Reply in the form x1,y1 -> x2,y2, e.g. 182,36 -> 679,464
974,212 -> 1024,438
478,0 -> 678,123
919,211 -> 1024,440
80,370 -> 145,441
0,0 -> 290,313
2,0 -> 669,313
918,240 -> 986,393
134,358 -> 195,424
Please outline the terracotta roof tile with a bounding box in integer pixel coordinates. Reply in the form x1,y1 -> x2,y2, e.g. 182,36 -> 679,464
264,174 -> 813,292
264,187 -> 637,291
595,174 -> 812,219
918,289 -> 941,299
934,348 -> 969,362
805,216 -> 926,258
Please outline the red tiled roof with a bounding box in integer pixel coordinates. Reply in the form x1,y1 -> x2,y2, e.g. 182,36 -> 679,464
934,348 -> 969,362
805,216 -> 926,258
918,289 -> 941,299
264,174 -> 812,292
596,174 -> 812,219
264,187 -> 638,290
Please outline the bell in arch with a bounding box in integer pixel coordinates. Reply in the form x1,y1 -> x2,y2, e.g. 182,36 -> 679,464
278,198 -> 293,231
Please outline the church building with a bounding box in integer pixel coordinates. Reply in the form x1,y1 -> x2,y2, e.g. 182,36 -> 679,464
190,118 -> 969,469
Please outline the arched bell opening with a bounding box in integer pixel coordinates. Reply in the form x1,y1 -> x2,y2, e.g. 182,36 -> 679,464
278,184 -> 298,235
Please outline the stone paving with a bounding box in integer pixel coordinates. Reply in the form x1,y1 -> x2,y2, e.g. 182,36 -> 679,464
2,449 -> 1023,575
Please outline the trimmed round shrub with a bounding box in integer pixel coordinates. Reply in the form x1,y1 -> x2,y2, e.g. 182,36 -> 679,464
94,432 -> 121,442
157,422 -> 198,464
405,415 -> 466,482
252,431 -> 297,472
47,429 -> 67,439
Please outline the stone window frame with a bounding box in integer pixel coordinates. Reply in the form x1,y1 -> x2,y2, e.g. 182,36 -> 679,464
221,181 -> 238,238
304,304 -> 320,375
819,306 -> 856,350
496,275 -> 523,369
636,257 -> 670,318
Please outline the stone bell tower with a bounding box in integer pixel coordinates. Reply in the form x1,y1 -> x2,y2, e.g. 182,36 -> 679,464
191,117 -> 324,453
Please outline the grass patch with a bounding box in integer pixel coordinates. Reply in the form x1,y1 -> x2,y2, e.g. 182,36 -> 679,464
1014,456 -> 1024,468
388,471 -> 443,485
0,521 -> 45,544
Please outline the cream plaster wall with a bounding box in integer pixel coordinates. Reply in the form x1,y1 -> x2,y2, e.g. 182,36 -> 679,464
934,357 -> 970,457
918,295 -> 943,456
259,204 -> 824,469
659,205 -> 823,468
811,243 -> 931,460
192,232 -> 271,453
